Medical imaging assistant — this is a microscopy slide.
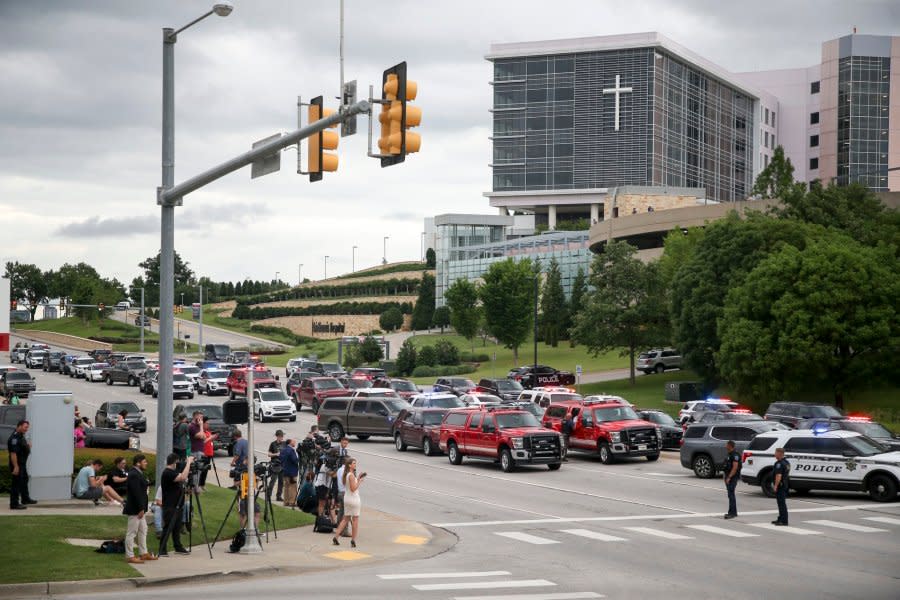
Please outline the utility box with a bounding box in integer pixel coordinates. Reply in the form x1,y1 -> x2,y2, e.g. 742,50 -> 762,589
25,391 -> 75,500
664,381 -> 705,403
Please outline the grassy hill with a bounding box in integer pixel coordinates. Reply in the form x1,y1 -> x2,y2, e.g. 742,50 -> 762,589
15,317 -> 160,352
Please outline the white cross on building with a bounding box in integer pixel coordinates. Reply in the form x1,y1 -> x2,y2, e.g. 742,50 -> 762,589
602,74 -> 633,132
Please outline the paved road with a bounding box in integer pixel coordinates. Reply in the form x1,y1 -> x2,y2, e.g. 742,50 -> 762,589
14,336 -> 900,600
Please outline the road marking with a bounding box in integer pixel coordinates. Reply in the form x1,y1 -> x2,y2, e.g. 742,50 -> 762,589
686,525 -> 759,538
747,523 -> 821,535
432,503 -> 885,528
453,593 -> 604,600
378,571 -> 512,580
863,516 -> 900,526
324,550 -> 371,560
393,534 -> 429,545
624,527 -> 693,540
643,472 -> 693,477
414,579 -> 556,591
560,528 -> 627,542
495,532 -> 560,545
805,520 -> 889,533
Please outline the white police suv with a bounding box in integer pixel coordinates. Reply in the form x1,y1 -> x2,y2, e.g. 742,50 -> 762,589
741,429 -> 900,502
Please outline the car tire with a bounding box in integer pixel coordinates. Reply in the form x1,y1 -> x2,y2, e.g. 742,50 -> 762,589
152,389 -> 158,398
257,410 -> 265,423
646,453 -> 660,462
106,377 -> 113,385
197,386 -> 203,394
599,442 -> 614,464
500,448 -> 516,473
289,415 -> 296,422
356,434 -> 370,441
867,473 -> 898,502
760,470 -> 776,498
692,454 -> 715,478
547,462 -> 561,471
395,433 -> 408,452
448,441 -> 463,465
128,377 -> 136,387
655,364 -> 665,374
188,393 -> 194,399
230,390 -> 235,400
312,400 -> 320,415
328,423 -> 344,442
423,437 -> 435,456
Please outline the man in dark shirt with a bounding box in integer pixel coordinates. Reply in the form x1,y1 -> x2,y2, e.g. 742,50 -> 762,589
7,420 -> 36,509
123,454 -> 157,563
267,430 -> 286,502
188,411 -> 205,458
772,448 -> 791,526
158,453 -> 193,556
723,440 -> 741,519
172,413 -> 189,460
108,457 -> 129,499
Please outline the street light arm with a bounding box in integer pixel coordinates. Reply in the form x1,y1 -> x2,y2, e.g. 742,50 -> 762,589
168,9 -> 215,41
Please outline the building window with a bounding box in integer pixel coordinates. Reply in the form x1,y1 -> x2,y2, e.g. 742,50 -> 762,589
765,108 -> 769,125
764,131 -> 769,148
809,157 -> 819,170
772,112 -> 775,128
810,134 -> 819,148
810,111 -> 820,125
771,134 -> 775,148
764,154 -> 769,167
810,81 -> 820,94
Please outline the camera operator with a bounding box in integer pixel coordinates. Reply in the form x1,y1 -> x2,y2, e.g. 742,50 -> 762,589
158,454 -> 193,556
279,438 -> 300,508
229,429 -> 248,490
315,448 -> 340,522
267,430 -> 286,502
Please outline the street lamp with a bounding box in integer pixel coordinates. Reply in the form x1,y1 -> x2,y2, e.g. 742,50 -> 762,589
157,0 -> 232,497
180,292 -> 184,308
275,271 -> 280,286
352,246 -> 357,272
324,256 -> 329,280
383,236 -> 389,265
298,263 -> 304,285
421,231 -> 426,261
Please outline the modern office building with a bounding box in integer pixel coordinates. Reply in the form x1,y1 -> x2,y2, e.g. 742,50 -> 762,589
740,33 -> 900,192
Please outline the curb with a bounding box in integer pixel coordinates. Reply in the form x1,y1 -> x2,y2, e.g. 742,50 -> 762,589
0,521 -> 458,597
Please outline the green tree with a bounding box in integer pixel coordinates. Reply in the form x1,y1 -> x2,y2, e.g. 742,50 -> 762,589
444,279 -> 480,349
567,267 -> 587,347
434,339 -> 460,366
571,242 -> 668,384
379,306 -> 404,332
425,247 -> 436,268
432,306 -> 451,333
717,233 -> 899,409
342,345 -> 363,369
395,338 -> 417,376
137,250 -> 195,306
479,258 -> 535,363
358,336 -> 384,364
539,258 -> 567,347
752,145 -> 805,201
4,262 -> 49,320
411,273 -> 435,330
416,344 -> 437,367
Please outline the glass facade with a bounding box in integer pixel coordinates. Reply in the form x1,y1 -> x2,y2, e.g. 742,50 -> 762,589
492,48 -> 755,202
438,232 -> 592,307
435,221 -> 508,306
837,55 -> 891,191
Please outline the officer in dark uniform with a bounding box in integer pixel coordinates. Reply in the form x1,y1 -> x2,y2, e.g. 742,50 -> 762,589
723,440 -> 741,519
772,447 -> 790,526
7,419 -> 37,509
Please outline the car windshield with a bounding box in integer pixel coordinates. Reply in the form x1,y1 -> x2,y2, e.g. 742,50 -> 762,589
347,379 -> 372,389
253,369 -> 275,379
495,380 -> 522,391
179,366 -> 199,375
384,399 -> 409,412
173,374 -> 188,382
206,370 -> 229,379
6,372 -> 31,380
321,363 -> 340,372
594,406 -> 639,422
811,406 -> 844,418
315,379 -> 344,390
448,379 -> 475,388
423,412 -> 447,425
125,360 -> 147,369
846,422 -> 893,439
645,412 -> 676,426
496,412 -> 540,429
110,403 -> 140,415
391,380 -> 417,392
92,363 -> 109,369
429,396 -> 464,408
259,389 -> 288,401
550,393 -> 581,402
76,358 -> 93,365
844,435 -> 887,456
192,406 -> 223,419
367,391 -> 399,399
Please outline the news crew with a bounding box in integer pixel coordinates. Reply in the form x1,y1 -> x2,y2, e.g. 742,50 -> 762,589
157,454 -> 193,556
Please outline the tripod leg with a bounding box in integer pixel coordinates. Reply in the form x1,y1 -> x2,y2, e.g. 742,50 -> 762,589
211,491 -> 239,549
212,459 -> 221,487
191,490 -> 214,559
266,489 -> 278,539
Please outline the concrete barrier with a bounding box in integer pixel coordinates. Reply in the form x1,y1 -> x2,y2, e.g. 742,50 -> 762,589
12,330 -> 112,352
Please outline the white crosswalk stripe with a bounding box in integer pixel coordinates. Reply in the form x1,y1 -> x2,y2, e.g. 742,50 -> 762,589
560,528 -> 627,542
862,516 -> 900,526
452,593 -> 604,600
413,579 -> 556,591
624,526 -> 693,540
495,531 -> 560,545
685,524 -> 759,538
747,523 -> 821,535
805,520 -> 889,533
378,571 -> 511,580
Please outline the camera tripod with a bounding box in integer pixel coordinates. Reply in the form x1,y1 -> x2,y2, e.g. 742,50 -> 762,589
159,473 -> 213,559
212,469 -> 278,549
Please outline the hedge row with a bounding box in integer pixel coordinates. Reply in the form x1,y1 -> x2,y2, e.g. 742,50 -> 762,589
248,324 -> 318,346
410,364 -> 477,377
236,277 -> 422,305
89,336 -> 159,345
0,449 -> 157,493
233,301 -> 413,320
460,352 -> 491,363
338,263 -> 428,280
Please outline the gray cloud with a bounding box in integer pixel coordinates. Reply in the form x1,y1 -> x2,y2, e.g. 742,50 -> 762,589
56,215 -> 157,238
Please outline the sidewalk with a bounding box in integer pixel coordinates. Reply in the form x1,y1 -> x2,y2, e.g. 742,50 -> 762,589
0,500 -> 455,598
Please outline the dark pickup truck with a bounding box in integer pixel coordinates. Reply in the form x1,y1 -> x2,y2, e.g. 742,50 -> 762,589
103,360 -> 147,387
0,405 -> 140,450
0,371 -> 36,398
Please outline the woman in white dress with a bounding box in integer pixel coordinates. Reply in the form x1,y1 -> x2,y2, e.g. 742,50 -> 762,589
333,458 -> 365,548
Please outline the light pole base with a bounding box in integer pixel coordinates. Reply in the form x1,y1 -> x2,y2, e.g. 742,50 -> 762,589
240,527 -> 263,554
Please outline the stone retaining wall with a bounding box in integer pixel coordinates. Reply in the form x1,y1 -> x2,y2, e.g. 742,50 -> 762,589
13,330 -> 112,352
253,314 -> 412,339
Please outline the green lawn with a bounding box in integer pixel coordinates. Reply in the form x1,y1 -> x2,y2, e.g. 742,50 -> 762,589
0,485 -> 314,584
15,317 -> 161,352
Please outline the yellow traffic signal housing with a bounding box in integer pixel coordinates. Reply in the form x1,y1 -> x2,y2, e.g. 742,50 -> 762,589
307,95 -> 339,182
378,61 -> 421,167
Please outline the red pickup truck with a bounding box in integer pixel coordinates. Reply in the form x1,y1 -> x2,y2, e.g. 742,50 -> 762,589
439,406 -> 563,472
293,376 -> 348,413
226,367 -> 279,399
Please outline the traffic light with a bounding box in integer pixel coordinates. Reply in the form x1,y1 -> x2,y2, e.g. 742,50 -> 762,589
378,61 -> 421,167
307,95 -> 339,182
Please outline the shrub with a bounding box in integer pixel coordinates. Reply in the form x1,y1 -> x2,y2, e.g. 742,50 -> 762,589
232,301 -> 414,321
248,324 -> 317,346
358,336 -> 384,363
460,352 -> 490,363
395,338 -> 417,376
379,306 -> 404,332
0,449 -> 157,493
411,364 -> 476,377
411,365 -> 437,377
416,344 -> 437,367
434,339 -> 460,365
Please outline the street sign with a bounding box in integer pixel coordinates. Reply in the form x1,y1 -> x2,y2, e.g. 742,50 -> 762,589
576,364 -> 583,376
341,80 -> 357,137
250,132 -> 283,179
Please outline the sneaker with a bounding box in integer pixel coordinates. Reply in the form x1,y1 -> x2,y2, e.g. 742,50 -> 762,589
174,547 -> 190,555
774,521 -> 788,526
139,553 -> 158,561
127,557 -> 144,564
724,514 -> 736,519
157,552 -> 169,558
93,499 -> 100,506
111,500 -> 122,507
10,505 -> 26,510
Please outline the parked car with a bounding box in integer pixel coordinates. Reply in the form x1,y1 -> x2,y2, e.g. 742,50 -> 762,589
230,350 -> 253,365
797,416 -> 900,452
678,399 -> 737,424
476,378 -> 524,403
72,357 -> 95,379
695,410 -> 763,424
197,368 -> 230,396
409,393 -> 465,409
24,349 -> 49,369
95,401 -> 147,432
139,366 -> 159,394
0,370 -> 36,398
319,362 -> 346,378
293,376 -> 347,414
252,388 -> 297,423
432,377 -> 477,397
459,393 -> 503,407
41,351 -> 65,373
286,357 -> 322,376
60,355 -> 79,376
508,365 -> 575,389
102,359 -> 147,387
134,315 -> 151,326
393,407 -> 450,455
204,344 -> 231,362
153,372 -> 194,399
518,386 -> 583,409
636,348 -> 682,374
317,394 -> 410,442
636,409 -> 683,449
349,367 -> 386,381
88,349 -> 113,362
375,378 -> 419,400
764,401 -> 845,429
680,420 -> 787,478
342,377 -> 373,390
0,406 -> 137,449
85,362 -> 110,383
177,365 -> 201,389
226,366 -> 278,399
285,370 -> 322,397
174,403 -> 237,455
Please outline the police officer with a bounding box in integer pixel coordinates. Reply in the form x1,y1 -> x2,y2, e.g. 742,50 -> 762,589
7,419 -> 37,509
772,447 -> 790,526
723,440 -> 740,519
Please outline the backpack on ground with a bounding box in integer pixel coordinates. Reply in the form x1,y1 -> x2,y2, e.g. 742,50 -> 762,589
228,528 -> 246,553
313,496 -> 335,533
96,540 -> 125,554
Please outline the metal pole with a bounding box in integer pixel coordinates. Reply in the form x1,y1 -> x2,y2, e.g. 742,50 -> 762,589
157,27 -> 176,486
339,0 -> 345,106
352,246 -> 356,272
298,264 -> 303,286
140,288 -> 145,353
324,256 -> 329,280
383,236 -> 388,264
533,276 -> 538,371
241,367 -> 262,553
198,284 -> 203,354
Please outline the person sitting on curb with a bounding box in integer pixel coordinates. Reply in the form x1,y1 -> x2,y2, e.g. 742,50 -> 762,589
73,459 -> 123,506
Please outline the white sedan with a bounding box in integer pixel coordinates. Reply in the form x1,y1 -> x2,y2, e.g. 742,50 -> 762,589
86,362 -> 109,382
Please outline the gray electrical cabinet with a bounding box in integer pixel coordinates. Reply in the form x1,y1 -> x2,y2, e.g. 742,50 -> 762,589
25,391 -> 75,500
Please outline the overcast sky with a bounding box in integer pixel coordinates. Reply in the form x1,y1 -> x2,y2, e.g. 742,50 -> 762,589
1,0 -> 896,287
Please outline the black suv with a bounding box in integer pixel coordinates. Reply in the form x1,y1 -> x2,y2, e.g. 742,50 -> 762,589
42,351 -> 66,372
797,417 -> 900,452
764,402 -> 845,429
680,421 -> 787,478
477,378 -> 524,403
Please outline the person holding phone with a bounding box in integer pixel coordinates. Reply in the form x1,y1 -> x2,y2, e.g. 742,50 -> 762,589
332,459 -> 365,548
